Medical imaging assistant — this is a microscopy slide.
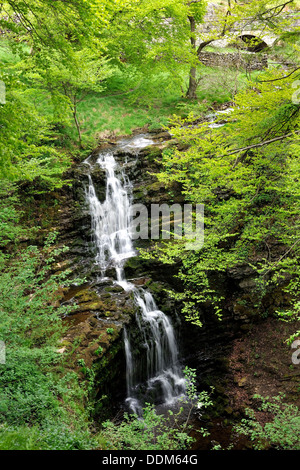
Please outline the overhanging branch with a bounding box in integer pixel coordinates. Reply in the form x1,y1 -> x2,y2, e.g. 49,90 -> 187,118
217,131 -> 300,161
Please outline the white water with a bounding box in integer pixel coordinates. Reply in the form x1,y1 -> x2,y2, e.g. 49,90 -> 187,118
208,107 -> 234,129
85,135 -> 185,414
85,153 -> 135,282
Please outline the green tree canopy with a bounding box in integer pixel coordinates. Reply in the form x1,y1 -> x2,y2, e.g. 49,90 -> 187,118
143,66 -> 300,328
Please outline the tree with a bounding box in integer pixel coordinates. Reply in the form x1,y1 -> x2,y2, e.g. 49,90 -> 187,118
0,0 -> 98,51
105,0 -> 207,100
186,0 -> 299,97
186,1 -> 207,99
0,0 -> 119,177
25,48 -> 112,147
0,66 -> 71,184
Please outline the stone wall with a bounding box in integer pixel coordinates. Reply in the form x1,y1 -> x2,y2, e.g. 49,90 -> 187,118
199,51 -> 268,71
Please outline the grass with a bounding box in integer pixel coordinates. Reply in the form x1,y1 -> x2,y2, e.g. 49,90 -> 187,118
76,91 -> 179,137
65,66 -> 252,145
0,37 -> 260,148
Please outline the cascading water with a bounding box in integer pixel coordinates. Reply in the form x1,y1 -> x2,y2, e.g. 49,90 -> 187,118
85,135 -> 185,415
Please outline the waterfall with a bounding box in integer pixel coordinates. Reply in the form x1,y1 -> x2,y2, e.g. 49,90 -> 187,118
85,135 -> 185,414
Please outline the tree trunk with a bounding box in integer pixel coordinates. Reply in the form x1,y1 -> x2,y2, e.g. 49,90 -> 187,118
187,66 -> 198,100
186,16 -> 198,100
73,107 -> 82,148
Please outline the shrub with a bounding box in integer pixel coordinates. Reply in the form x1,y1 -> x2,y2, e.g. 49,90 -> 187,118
234,394 -> 300,450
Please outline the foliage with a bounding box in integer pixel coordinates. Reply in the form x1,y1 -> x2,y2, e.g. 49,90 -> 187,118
202,0 -> 299,43
0,0 -> 115,178
104,0 -> 299,99
276,272 -> 300,344
0,419 -> 98,450
0,0 -> 299,452
141,66 -> 300,326
0,233 -> 98,450
0,67 -> 72,184
234,394 -> 300,450
23,47 -> 112,146
0,181 -> 26,255
0,232 -> 74,347
105,0 -> 207,99
0,0 -> 104,52
100,403 -> 194,450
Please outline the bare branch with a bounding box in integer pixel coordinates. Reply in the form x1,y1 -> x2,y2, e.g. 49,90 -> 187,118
257,67 -> 300,83
220,131 -> 300,160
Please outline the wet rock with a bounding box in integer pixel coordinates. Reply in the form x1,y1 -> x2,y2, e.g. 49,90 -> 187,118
237,377 -> 247,387
238,278 -> 257,289
227,264 -> 255,279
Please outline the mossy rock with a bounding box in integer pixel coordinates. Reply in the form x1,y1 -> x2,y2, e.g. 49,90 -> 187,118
104,285 -> 124,294
147,147 -> 162,162
74,288 -> 99,303
77,301 -> 105,312
101,293 -> 112,299
144,280 -> 164,294
133,188 -> 147,201
145,181 -> 167,195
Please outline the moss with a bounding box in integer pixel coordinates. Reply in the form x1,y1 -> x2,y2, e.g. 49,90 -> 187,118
145,281 -> 164,294
74,288 -> 99,302
145,181 -> 166,194
147,146 -> 162,162
104,285 -> 124,293
124,256 -> 141,273
133,189 -> 146,200
101,293 -> 112,299
77,301 -> 105,312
